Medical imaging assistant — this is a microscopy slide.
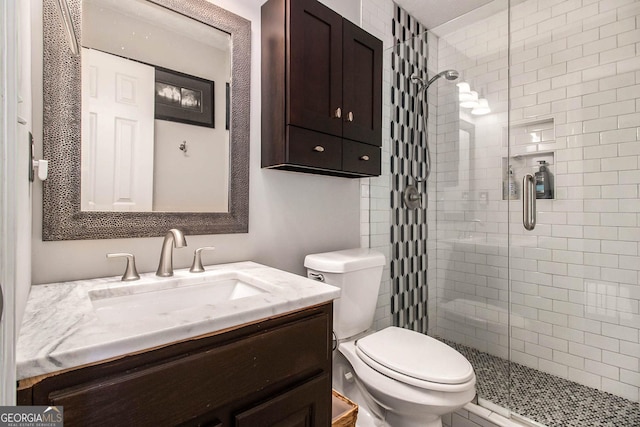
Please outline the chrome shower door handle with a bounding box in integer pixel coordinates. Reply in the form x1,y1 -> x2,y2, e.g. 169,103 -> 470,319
523,173 -> 536,231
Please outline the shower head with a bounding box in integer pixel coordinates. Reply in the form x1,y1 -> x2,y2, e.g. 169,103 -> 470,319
425,69 -> 459,88
411,69 -> 459,91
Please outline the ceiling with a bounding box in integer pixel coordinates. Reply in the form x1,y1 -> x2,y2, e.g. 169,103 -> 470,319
393,0 -> 494,30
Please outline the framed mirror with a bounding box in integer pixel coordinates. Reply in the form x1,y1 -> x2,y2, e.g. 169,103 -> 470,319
42,0 -> 250,240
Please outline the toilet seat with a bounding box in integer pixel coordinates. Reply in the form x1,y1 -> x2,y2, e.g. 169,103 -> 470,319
355,327 -> 475,392
339,338 -> 476,407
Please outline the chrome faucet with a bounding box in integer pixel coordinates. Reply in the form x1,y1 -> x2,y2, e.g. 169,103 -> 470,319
156,229 -> 187,277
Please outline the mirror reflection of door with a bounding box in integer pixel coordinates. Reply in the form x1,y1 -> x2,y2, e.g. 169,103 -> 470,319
81,0 -> 231,213
81,48 -> 155,212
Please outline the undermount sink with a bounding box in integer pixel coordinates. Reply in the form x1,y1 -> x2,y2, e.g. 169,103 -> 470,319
89,272 -> 269,322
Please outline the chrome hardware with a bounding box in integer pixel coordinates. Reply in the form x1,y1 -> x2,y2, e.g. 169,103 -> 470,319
179,140 -> 187,153
308,272 -> 325,282
156,229 -> 187,277
334,107 -> 342,119
360,155 -> 370,161
523,173 -> 536,231
346,111 -> 354,122
190,246 -> 216,273
107,253 -> 140,281
313,145 -> 325,153
403,184 -> 421,209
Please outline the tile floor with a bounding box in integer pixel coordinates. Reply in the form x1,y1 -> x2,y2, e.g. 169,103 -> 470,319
441,339 -> 640,427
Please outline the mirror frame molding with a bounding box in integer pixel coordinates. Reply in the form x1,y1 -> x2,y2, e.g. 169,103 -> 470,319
42,0 -> 250,240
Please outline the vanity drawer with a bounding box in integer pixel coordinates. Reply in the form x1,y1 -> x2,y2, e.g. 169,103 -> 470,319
342,140 -> 381,176
287,125 -> 342,171
30,307 -> 332,426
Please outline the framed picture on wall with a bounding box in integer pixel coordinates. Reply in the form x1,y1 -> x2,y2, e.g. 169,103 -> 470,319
155,67 -> 215,128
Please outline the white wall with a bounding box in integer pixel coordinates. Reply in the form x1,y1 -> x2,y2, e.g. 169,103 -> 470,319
30,0 -> 362,286
153,119 -> 229,212
361,0 -> 393,331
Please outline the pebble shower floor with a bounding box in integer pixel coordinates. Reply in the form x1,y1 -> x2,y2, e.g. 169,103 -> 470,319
441,339 -> 640,427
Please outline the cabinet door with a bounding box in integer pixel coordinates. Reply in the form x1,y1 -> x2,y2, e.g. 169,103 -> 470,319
235,375 -> 330,427
288,0 -> 343,137
342,20 -> 383,147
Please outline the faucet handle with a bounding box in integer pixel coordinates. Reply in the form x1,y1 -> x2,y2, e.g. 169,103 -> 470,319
107,253 -> 140,281
190,247 -> 216,273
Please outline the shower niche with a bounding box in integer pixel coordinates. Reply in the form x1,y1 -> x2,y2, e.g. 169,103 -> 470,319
502,118 -> 556,201
502,152 -> 555,201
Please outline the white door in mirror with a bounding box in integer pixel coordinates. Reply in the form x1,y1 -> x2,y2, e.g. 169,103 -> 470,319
81,48 -> 155,212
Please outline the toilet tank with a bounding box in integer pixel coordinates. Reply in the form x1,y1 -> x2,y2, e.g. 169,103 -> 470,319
304,249 -> 385,340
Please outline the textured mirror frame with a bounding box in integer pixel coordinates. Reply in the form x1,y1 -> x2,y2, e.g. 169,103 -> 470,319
42,0 -> 250,240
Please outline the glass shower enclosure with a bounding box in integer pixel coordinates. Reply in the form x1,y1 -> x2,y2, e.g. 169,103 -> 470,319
388,0 -> 640,424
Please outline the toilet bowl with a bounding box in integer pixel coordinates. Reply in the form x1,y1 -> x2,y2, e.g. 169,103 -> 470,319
339,328 -> 476,427
305,249 -> 476,427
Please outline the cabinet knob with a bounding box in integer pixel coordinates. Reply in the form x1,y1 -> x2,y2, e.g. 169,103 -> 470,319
334,107 -> 342,119
346,111 -> 354,122
360,155 -> 370,161
313,145 -> 325,153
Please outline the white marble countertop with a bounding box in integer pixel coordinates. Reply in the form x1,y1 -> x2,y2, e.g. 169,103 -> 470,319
17,261 -> 340,380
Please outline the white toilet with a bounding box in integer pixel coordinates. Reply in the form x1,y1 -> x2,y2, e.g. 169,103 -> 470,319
305,248 -> 476,427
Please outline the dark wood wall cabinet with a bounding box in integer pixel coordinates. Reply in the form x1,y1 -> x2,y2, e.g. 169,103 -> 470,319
18,303 -> 333,427
262,0 -> 383,178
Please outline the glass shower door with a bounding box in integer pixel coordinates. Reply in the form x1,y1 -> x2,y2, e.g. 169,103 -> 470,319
431,0 -> 639,423
431,0 -> 512,415
507,0 -> 640,424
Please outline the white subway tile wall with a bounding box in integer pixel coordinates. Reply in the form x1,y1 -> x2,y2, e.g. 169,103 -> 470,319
435,0 -> 640,403
362,0 -> 394,331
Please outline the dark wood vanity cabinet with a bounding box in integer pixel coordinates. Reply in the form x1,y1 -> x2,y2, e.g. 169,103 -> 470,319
17,303 -> 333,427
261,0 -> 383,178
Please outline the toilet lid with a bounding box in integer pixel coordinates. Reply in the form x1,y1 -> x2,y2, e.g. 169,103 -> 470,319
356,327 -> 474,385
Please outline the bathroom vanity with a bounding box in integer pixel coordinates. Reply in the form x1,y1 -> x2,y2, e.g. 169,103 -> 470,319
16,262 -> 339,426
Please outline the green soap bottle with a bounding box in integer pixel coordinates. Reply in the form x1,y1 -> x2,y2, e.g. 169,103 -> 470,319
535,160 -> 552,199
